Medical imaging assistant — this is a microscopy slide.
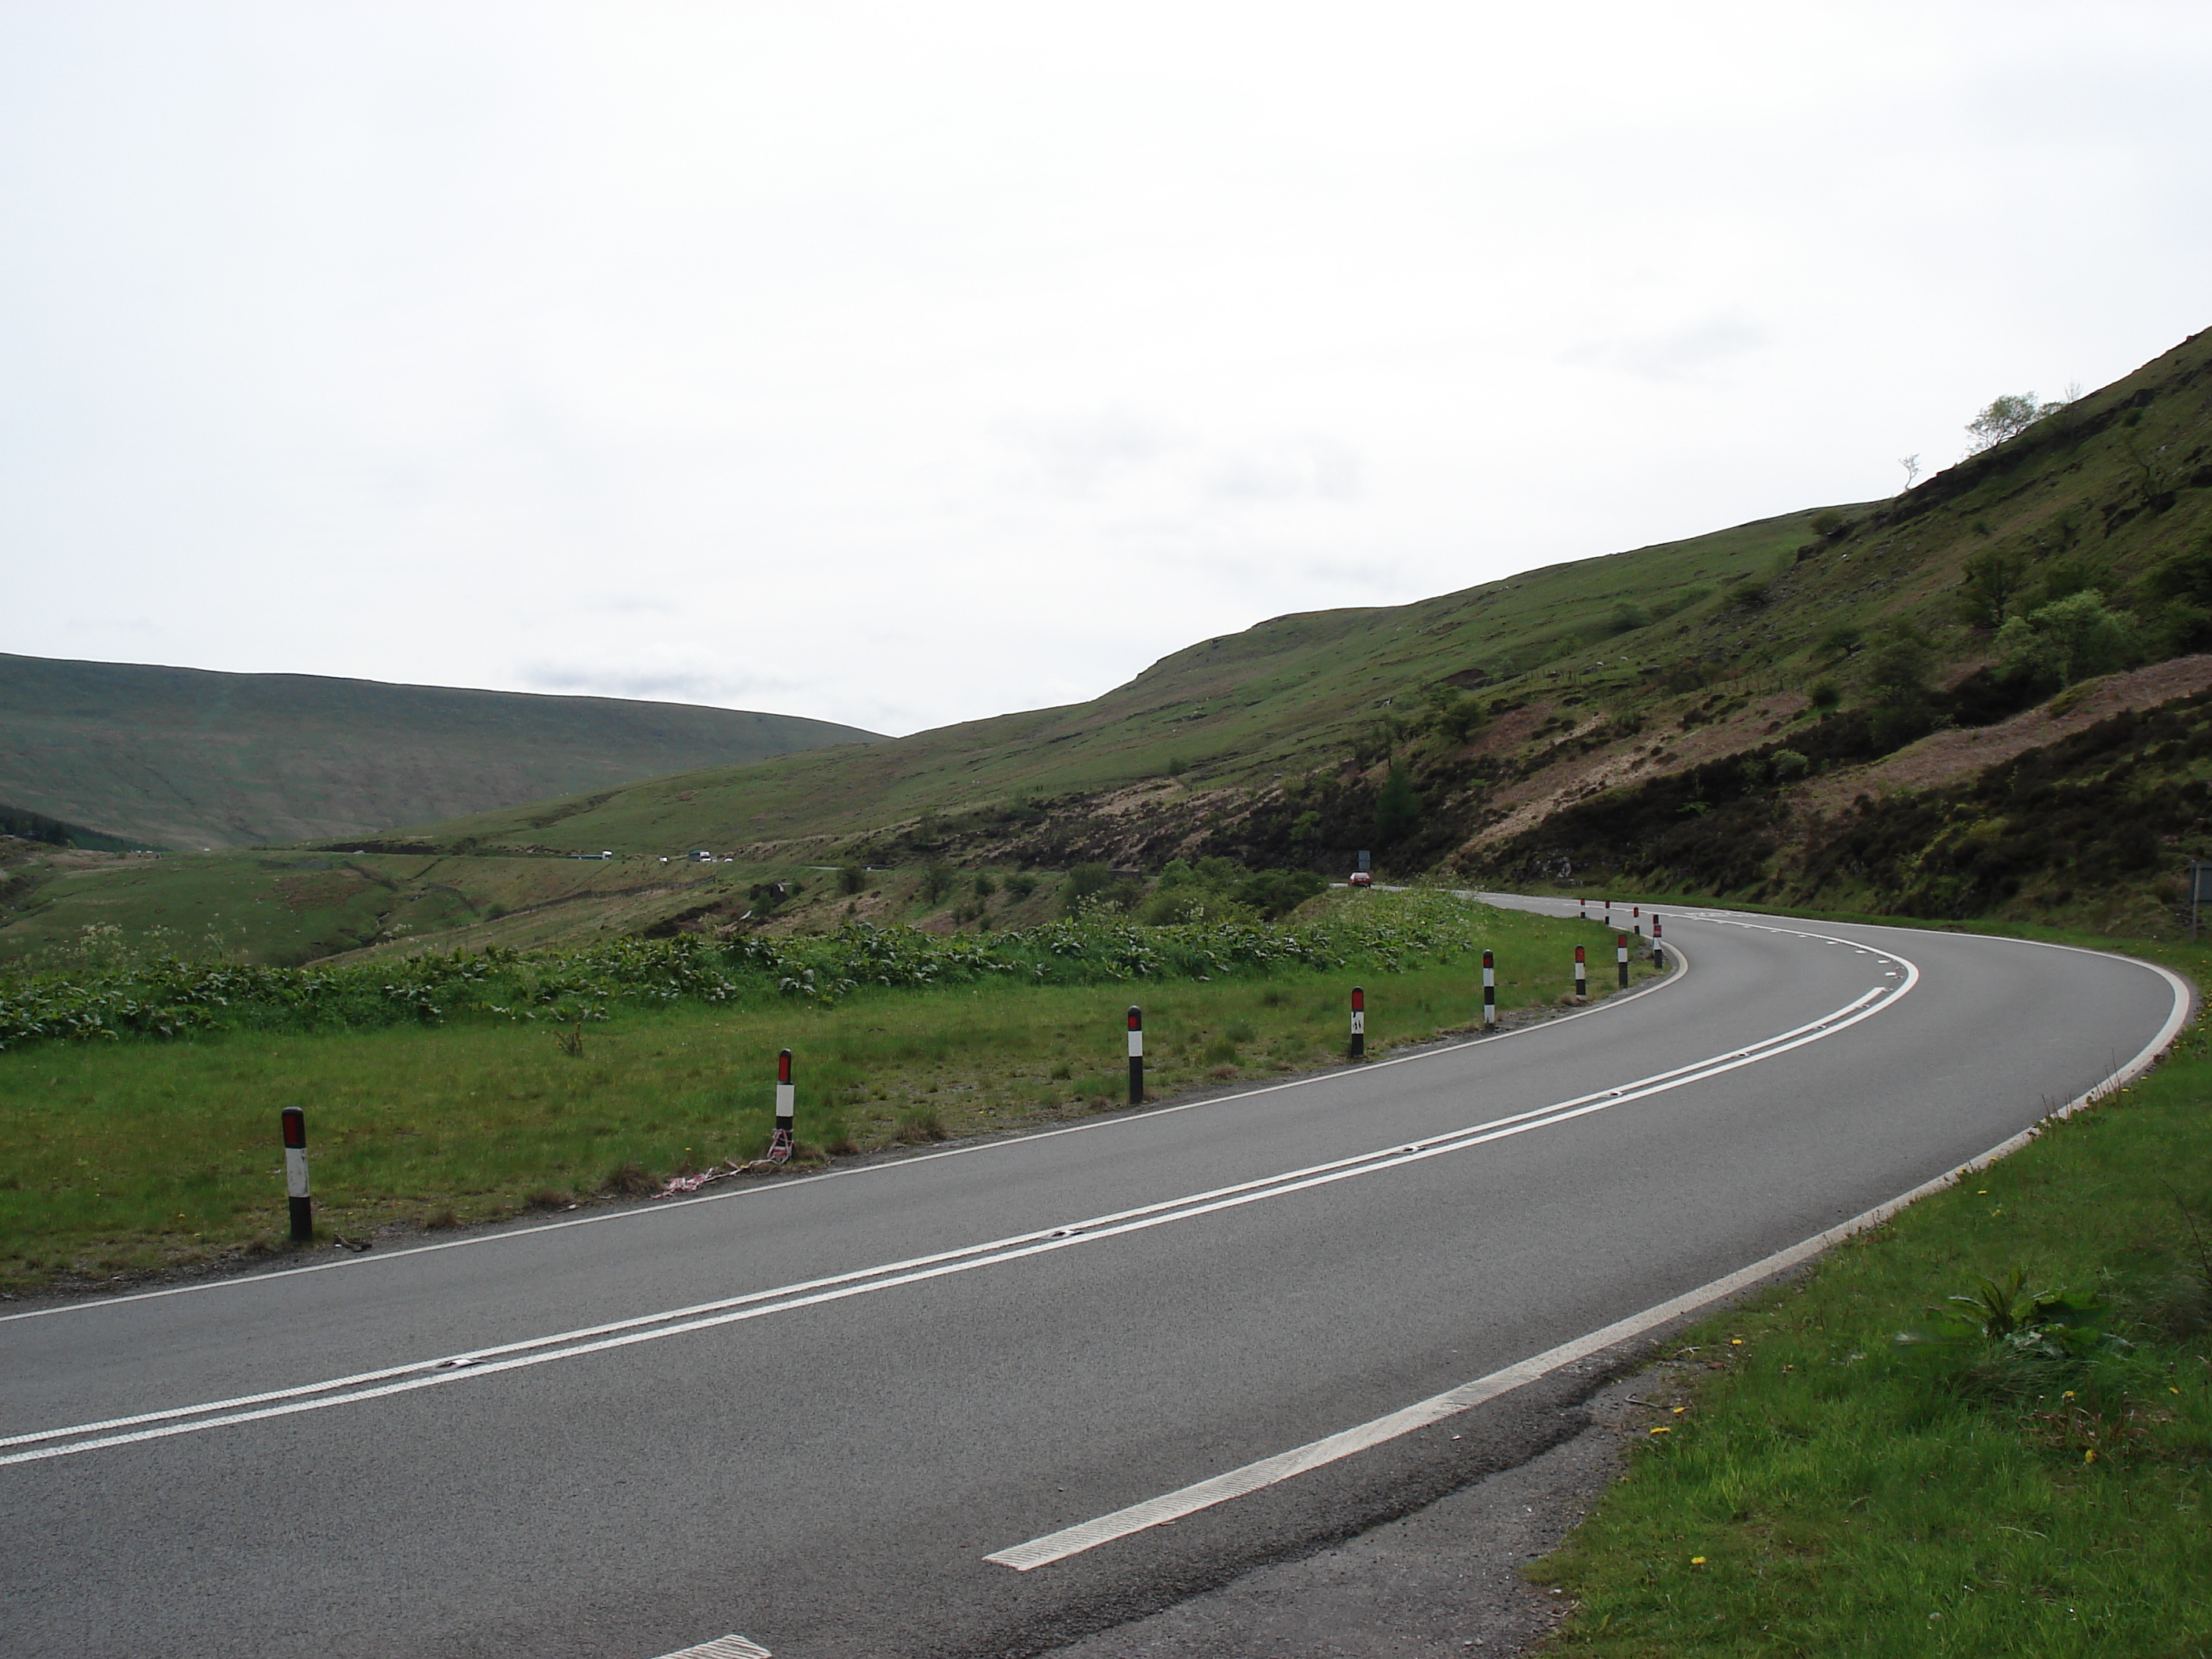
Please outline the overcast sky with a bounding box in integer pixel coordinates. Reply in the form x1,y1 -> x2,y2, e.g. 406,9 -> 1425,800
4,2 -> 2209,737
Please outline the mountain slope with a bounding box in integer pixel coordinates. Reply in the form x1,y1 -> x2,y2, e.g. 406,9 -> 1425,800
409,321 -> 2212,880
0,654 -> 881,849
9,324 -> 2210,961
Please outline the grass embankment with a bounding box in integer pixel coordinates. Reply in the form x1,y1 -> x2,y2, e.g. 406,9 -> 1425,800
1536,935 -> 2212,1656
0,900 -> 1647,1294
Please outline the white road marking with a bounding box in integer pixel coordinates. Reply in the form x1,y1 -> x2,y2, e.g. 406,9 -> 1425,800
650,1637 -> 771,1659
2,941 -> 1909,1467
986,951 -> 2192,1571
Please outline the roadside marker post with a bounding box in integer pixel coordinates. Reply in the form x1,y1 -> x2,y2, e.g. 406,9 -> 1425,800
1349,987 -> 1366,1060
1617,933 -> 1630,989
1573,944 -> 1587,1000
1127,1007 -> 1145,1106
1481,950 -> 1497,1027
768,1049 -> 795,1164
1652,914 -> 1664,965
280,1108 -> 312,1243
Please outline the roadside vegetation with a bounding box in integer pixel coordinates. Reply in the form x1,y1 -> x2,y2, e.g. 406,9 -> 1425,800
1533,927 -> 2212,1655
0,892 -> 1654,1295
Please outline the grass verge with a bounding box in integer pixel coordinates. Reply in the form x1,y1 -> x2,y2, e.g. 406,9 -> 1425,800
1533,936 -> 2212,1657
0,901 -> 1650,1295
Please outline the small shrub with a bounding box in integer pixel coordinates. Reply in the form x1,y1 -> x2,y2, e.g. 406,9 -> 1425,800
602,1160 -> 656,1196
894,1107 -> 947,1144
839,866 -> 866,895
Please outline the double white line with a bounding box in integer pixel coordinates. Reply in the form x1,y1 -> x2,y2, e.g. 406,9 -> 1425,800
3,948 -> 1914,1471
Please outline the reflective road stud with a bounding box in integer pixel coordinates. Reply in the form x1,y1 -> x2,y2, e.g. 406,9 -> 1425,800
281,1107 -> 311,1243
1127,1006 -> 1145,1105
1481,950 -> 1497,1027
1574,944 -> 1587,999
1617,933 -> 1631,989
1350,986 -> 1366,1060
769,1049 -> 795,1164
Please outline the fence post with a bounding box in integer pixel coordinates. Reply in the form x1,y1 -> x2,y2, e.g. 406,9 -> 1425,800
769,1049 -> 795,1163
1350,987 -> 1365,1060
281,1108 -> 311,1243
1127,1006 -> 1144,1106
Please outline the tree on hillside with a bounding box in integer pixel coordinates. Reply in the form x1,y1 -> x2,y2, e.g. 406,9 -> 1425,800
1995,591 -> 2140,690
1955,547 -> 2028,631
1373,763 -> 1422,845
1965,392 -> 2067,456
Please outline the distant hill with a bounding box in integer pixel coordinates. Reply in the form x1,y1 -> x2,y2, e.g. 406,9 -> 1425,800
0,655 -> 881,850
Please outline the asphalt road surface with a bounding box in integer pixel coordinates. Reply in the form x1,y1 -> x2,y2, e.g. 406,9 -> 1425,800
1,902 -> 2188,1658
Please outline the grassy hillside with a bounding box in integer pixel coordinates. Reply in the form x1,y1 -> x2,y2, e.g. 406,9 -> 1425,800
0,652 -> 881,850
7,326 -> 2209,960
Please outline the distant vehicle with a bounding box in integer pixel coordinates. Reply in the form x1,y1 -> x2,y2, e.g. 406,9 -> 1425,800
1348,870 -> 1372,887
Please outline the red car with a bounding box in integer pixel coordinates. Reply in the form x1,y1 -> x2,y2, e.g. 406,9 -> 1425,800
1348,870 -> 1373,887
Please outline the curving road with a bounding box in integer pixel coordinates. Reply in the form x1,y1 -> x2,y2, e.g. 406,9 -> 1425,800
0,903 -> 2189,1658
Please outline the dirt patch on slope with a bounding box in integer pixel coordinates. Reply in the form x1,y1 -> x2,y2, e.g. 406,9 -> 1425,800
1797,654 -> 2212,815
1459,694 -> 1809,856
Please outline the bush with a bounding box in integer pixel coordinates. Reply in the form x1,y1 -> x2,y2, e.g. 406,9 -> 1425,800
1994,590 -> 2141,691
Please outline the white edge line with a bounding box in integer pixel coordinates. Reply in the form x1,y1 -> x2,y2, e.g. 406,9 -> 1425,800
0,902 -> 1686,1326
984,950 -> 2194,1571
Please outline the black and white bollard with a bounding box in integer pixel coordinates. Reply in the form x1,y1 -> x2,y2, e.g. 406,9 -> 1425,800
281,1107 -> 311,1243
1127,1006 -> 1144,1105
1617,932 -> 1630,989
1574,943 -> 1588,999
1578,895 -> 1587,918
1349,986 -> 1366,1060
1651,914 -> 1664,965
1482,950 -> 1497,1027
768,1049 -> 795,1163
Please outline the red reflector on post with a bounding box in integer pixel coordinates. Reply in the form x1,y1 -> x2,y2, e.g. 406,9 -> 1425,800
1127,1005 -> 1141,1031
1351,987 -> 1364,1012
281,1107 -> 306,1149
777,1049 -> 792,1085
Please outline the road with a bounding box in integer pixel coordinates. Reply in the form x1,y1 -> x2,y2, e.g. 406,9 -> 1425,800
0,903 -> 2188,1658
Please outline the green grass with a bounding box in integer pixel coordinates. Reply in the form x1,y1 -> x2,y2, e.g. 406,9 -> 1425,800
1533,935 -> 2212,1656
0,903 -> 1648,1292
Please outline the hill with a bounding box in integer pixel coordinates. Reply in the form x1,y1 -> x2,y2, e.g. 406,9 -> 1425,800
0,654 -> 881,850
5,324 -> 2209,962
